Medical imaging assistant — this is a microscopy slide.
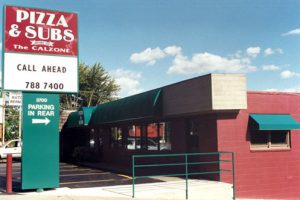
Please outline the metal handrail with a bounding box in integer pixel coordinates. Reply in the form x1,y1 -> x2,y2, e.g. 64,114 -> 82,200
132,152 -> 235,200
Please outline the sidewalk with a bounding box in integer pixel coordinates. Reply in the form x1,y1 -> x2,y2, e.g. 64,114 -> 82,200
0,179 -> 236,200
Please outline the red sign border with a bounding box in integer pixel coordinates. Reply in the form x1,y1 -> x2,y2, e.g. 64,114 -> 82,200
4,5 -> 78,56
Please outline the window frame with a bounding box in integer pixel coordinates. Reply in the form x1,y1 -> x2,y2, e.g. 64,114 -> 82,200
250,130 -> 291,150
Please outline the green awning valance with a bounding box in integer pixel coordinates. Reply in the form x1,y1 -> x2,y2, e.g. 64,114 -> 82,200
249,114 -> 300,130
79,106 -> 96,125
65,106 -> 96,128
89,88 -> 162,125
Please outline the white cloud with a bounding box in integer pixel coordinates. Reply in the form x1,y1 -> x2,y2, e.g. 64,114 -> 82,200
276,48 -> 283,54
264,48 -> 274,56
264,87 -> 300,93
130,45 -> 265,75
130,45 -> 183,65
283,88 -> 300,93
167,52 -> 256,75
246,47 -> 260,58
280,70 -> 300,79
110,68 -> 143,97
262,64 -> 281,71
130,47 -> 166,65
232,50 -> 243,58
264,88 -> 278,92
264,48 -> 283,56
282,28 -> 300,36
164,45 -> 182,56
247,65 -> 258,72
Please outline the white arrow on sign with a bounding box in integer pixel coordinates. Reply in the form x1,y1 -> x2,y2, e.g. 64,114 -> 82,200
32,117 -> 51,125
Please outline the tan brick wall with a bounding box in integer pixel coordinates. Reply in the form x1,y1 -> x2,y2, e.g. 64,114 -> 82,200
211,74 -> 247,110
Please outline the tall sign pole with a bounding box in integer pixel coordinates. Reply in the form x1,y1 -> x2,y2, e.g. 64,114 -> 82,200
3,5 -> 78,190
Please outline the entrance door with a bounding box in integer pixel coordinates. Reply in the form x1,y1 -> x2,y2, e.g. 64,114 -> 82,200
186,119 -> 199,152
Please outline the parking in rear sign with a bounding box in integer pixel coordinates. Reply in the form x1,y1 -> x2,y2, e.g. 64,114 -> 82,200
22,93 -> 59,190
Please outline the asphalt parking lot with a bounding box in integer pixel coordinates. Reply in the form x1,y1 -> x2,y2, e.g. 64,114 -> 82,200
0,161 -> 135,192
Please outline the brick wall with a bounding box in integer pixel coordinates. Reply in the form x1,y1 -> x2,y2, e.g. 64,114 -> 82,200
217,91 -> 300,199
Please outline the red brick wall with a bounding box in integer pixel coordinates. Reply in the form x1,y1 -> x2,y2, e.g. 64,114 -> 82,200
217,92 -> 300,199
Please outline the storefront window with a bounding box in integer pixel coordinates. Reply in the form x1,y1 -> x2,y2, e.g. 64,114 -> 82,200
127,126 -> 140,150
160,122 -> 172,151
147,123 -> 159,150
122,122 -> 171,151
111,122 -> 172,151
89,129 -> 95,148
135,126 -> 142,150
110,127 -> 122,148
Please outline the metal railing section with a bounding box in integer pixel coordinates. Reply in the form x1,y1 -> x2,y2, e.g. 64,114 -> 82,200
132,152 -> 235,199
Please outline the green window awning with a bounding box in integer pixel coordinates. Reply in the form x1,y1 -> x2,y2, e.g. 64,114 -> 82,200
249,114 -> 300,130
65,106 -> 96,128
89,88 -> 162,126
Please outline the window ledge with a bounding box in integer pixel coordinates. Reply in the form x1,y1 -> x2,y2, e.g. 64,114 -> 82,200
250,147 -> 291,152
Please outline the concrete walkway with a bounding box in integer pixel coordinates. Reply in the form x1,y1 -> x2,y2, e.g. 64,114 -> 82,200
0,179 -> 235,200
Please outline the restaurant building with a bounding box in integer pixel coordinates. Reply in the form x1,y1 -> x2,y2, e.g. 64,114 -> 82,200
61,74 -> 300,199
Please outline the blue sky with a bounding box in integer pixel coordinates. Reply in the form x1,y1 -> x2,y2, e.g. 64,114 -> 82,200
1,0 -> 300,97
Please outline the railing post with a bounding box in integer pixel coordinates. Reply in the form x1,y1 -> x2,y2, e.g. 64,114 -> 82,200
132,155 -> 135,198
185,154 -> 188,200
232,152 -> 236,200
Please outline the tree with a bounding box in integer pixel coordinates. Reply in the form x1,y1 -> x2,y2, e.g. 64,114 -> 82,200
60,63 -> 120,110
5,107 -> 20,140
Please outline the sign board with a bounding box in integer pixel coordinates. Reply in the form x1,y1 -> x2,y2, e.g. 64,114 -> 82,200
3,6 -> 78,93
6,92 -> 22,106
22,93 -> 59,189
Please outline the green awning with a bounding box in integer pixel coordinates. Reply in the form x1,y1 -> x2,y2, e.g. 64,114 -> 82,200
65,106 -> 96,128
79,106 -> 96,125
65,111 -> 81,128
89,88 -> 162,125
249,114 -> 300,130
